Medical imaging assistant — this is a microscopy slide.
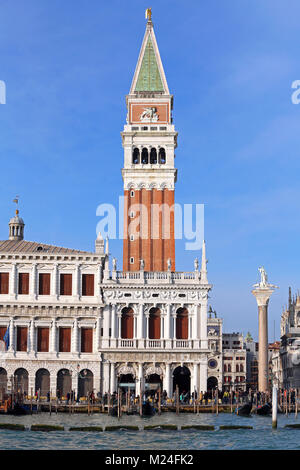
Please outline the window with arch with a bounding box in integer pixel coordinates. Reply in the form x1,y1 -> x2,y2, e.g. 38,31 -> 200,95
224,364 -> 227,372
228,364 -> 231,372
150,147 -> 157,164
132,148 -> 139,164
141,148 -> 148,164
149,307 -> 161,339
236,364 -> 239,372
176,307 -> 188,340
121,307 -> 134,339
159,147 -> 166,164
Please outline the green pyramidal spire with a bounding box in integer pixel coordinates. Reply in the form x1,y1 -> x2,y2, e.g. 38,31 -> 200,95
134,36 -> 164,92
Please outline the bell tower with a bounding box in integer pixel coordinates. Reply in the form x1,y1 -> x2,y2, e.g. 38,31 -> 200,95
122,11 -> 178,271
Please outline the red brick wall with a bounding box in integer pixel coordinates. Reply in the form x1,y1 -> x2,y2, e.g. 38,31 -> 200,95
123,188 -> 175,271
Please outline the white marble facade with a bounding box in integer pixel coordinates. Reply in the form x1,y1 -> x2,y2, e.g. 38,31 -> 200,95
0,236 -> 212,397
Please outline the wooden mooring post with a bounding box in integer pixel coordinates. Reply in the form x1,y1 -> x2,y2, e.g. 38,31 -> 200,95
49,389 -> 52,416
176,385 -> 179,415
272,386 -> 278,429
216,388 -> 219,416
158,388 -> 161,415
139,393 -> 142,417
296,389 -> 298,419
30,388 -> 33,415
37,389 -> 40,413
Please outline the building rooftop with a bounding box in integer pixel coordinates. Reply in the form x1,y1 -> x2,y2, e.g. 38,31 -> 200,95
0,239 -> 94,255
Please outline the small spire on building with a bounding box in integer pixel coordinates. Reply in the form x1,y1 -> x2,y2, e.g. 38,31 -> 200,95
200,239 -> 208,283
95,232 -> 104,255
9,196 -> 25,241
105,236 -> 109,255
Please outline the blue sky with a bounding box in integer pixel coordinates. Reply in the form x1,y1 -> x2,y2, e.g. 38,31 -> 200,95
0,0 -> 300,340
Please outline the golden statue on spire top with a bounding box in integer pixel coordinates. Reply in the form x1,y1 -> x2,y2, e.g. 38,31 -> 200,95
145,8 -> 152,21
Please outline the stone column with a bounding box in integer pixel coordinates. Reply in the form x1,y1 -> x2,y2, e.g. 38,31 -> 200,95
50,319 -> 57,354
200,300 -> 208,349
95,315 -> 101,351
72,318 -> 79,354
136,363 -> 143,397
164,305 -> 171,348
199,358 -> 207,393
110,305 -> 117,347
29,319 -> 35,355
172,313 -> 177,340
193,363 -> 199,395
10,263 -> 17,299
30,264 -> 37,299
51,264 -> 58,298
252,286 -> 276,392
137,304 -> 144,348
71,371 -> 77,396
73,264 -> 80,300
50,370 -> 57,397
8,318 -> 15,352
193,304 -> 200,348
110,363 -> 116,394
102,362 -> 110,394
164,363 -> 172,398
145,313 -> 150,340
117,313 -> 122,340
102,305 -> 110,348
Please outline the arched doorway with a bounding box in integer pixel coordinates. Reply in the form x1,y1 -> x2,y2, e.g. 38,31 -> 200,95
0,368 -> 7,399
176,308 -> 188,339
173,366 -> 190,396
145,373 -> 162,397
35,369 -> 50,396
57,369 -> 72,398
149,308 -> 161,339
118,373 -> 136,394
78,369 -> 93,398
207,376 -> 218,390
14,368 -> 28,395
121,308 -> 134,339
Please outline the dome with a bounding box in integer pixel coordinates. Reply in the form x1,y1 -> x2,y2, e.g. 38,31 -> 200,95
9,215 -> 24,225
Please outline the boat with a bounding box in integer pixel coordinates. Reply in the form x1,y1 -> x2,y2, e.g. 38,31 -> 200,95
256,403 -> 272,415
236,402 -> 252,416
142,401 -> 156,416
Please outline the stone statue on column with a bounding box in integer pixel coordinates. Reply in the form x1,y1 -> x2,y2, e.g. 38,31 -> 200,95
252,267 -> 278,392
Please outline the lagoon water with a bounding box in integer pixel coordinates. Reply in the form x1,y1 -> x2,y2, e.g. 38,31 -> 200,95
0,412 -> 299,450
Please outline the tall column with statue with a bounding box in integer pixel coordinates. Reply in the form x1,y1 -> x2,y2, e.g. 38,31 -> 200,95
252,267 -> 278,392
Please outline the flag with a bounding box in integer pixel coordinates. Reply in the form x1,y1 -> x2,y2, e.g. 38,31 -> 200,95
3,326 -> 9,350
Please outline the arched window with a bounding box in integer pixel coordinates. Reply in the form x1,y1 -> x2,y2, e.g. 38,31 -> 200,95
150,147 -> 157,164
224,364 -> 227,372
121,307 -> 134,339
141,148 -> 148,164
149,308 -> 161,339
236,364 -> 239,372
176,308 -> 188,339
240,364 -> 244,372
159,148 -> 166,164
132,148 -> 139,164
228,364 -> 231,372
